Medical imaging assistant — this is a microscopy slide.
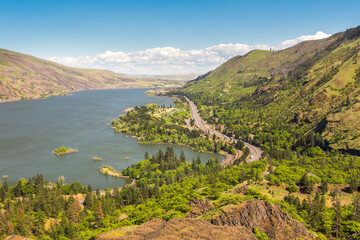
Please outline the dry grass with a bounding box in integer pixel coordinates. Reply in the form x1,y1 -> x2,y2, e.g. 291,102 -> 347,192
231,181 -> 356,208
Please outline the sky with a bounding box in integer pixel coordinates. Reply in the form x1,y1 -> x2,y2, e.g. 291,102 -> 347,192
1,0 -> 360,75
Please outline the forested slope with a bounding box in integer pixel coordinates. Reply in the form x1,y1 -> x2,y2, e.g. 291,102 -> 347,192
179,26 -> 360,152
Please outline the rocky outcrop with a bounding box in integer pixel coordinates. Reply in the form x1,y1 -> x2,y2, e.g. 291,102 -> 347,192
291,111 -> 304,124
98,218 -> 257,240
186,199 -> 215,218
210,199 -> 315,240
98,199 -> 315,240
252,85 -> 279,96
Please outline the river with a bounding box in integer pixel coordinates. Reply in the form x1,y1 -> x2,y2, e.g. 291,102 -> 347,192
0,89 -> 224,189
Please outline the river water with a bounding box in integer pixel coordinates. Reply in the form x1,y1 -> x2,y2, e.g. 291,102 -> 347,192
0,89 -> 223,189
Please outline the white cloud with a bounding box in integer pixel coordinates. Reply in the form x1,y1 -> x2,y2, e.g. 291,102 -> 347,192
276,31 -> 331,49
49,31 -> 330,75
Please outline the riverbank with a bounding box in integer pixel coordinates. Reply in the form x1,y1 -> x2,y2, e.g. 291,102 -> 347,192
111,102 -> 236,163
131,133 -> 226,156
99,165 -> 130,178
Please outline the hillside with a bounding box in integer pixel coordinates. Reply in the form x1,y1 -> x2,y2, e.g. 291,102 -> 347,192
98,200 -> 314,240
179,26 -> 360,152
0,49 -> 183,103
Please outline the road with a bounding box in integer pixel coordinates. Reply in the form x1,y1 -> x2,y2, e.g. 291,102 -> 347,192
184,96 -> 262,163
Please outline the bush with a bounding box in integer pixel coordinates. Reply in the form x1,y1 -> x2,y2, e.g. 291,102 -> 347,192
54,146 -> 69,153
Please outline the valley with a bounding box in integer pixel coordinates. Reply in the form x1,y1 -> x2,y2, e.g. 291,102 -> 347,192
0,49 -> 184,103
1,25 -> 360,240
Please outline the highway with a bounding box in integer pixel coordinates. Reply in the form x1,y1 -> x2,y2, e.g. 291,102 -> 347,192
184,96 -> 262,163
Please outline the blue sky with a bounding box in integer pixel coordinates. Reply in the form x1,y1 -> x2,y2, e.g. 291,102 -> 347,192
1,0 -> 360,74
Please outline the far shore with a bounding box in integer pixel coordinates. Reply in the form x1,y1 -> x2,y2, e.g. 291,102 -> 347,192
0,87 -> 178,104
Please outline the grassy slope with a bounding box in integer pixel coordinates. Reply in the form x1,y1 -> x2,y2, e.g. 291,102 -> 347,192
181,26 -> 360,151
0,48 -> 183,102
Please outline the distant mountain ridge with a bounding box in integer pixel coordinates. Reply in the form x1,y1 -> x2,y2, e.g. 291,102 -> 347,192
180,26 -> 360,152
0,49 -> 183,103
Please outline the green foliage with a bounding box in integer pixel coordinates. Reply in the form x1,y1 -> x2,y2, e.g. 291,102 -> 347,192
111,104 -> 217,153
253,227 -> 268,240
54,146 -> 69,154
0,148 -> 270,239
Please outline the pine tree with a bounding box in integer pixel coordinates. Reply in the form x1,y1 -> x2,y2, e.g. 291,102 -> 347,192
180,150 -> 186,163
349,175 -> 358,193
94,201 -> 104,223
196,155 -> 201,165
353,193 -> 360,221
320,179 -> 329,195
333,189 -> 342,239
83,192 -> 94,209
301,173 -> 314,194
96,189 -> 100,199
0,186 -> 7,202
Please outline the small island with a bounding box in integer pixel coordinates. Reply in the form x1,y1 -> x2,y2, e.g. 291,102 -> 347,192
99,165 -> 129,178
53,146 -> 79,156
92,156 -> 102,161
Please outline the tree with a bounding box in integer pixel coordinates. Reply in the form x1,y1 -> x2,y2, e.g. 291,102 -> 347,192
57,176 -> 65,186
13,180 -> 23,197
349,176 -> 358,193
94,201 -> 104,223
353,193 -> 360,221
84,192 -> 94,209
196,155 -> 201,165
333,189 -> 342,239
286,183 -> 298,193
180,150 -> 186,163
300,173 -> 314,194
320,180 -> 329,195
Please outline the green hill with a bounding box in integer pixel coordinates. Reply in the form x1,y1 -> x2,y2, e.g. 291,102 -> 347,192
0,49 -> 183,102
178,26 -> 360,152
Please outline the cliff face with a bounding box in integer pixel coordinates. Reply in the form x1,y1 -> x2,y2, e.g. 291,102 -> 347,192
98,218 -> 257,240
98,200 -> 315,240
211,200 -> 315,240
186,198 -> 215,218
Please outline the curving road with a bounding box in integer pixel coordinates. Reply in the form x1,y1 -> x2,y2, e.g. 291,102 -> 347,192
184,96 -> 262,163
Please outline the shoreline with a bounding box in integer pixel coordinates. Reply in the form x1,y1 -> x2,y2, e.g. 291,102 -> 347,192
0,86 -> 173,105
111,93 -> 228,162
112,129 -> 227,160
139,141 -> 226,157
99,166 -> 131,179
114,126 -> 226,155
